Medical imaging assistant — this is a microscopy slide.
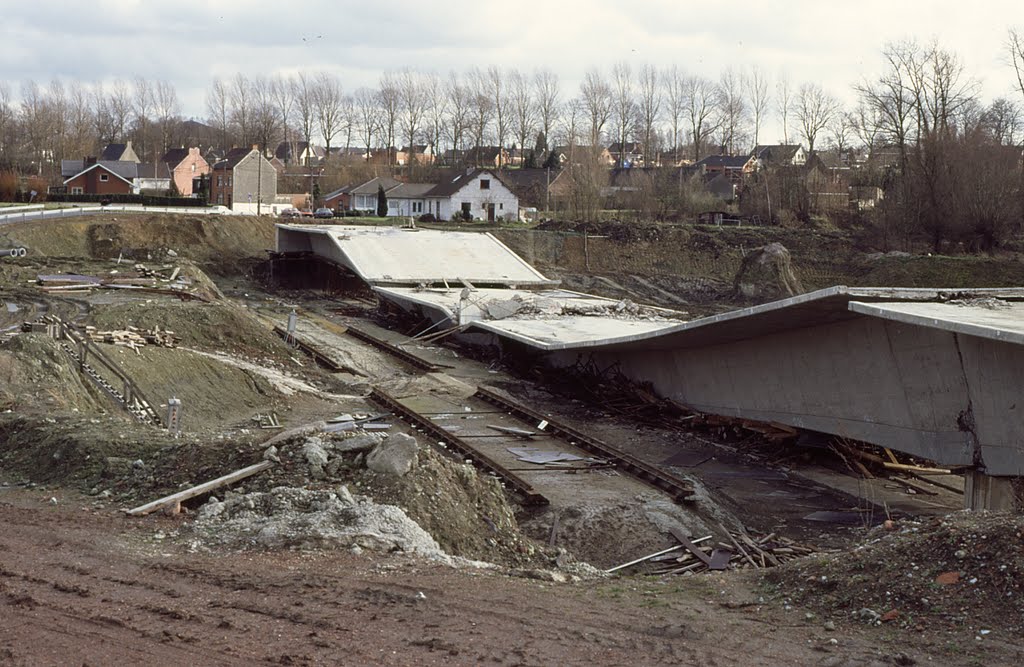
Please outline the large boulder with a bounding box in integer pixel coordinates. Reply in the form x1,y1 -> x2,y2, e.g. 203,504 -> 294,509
366,433 -> 420,476
732,242 -> 804,303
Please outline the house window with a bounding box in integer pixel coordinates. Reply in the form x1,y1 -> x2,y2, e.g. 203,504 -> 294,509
499,203 -> 503,210
217,175 -> 223,187
412,202 -> 423,213
71,187 -> 83,195
479,179 -> 490,190
99,173 -> 109,182
461,202 -> 472,218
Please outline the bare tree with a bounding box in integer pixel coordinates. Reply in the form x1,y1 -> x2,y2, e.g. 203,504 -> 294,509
132,76 -> 154,160
19,81 -> 51,174
228,73 -> 251,147
396,68 -> 428,167
509,68 -> 536,165
663,65 -> 686,162
377,72 -> 400,166
467,67 -> 494,164
716,68 -> 747,154
850,101 -> 883,156
291,73 -> 317,165
487,66 -> 511,167
826,111 -> 855,159
153,79 -> 180,155
775,73 -> 793,144
47,80 -> 68,163
423,72 -> 447,160
637,64 -> 662,166
683,74 -> 719,161
579,68 -> 612,146
0,82 -> 14,158
206,77 -> 231,149
66,82 -> 94,159
445,72 -> 471,162
353,86 -> 379,161
270,75 -> 293,158
982,97 -> 1021,145
533,68 -> 560,153
314,72 -> 345,161
743,66 -> 770,147
610,61 -> 635,166
794,82 -> 839,152
1011,28 -> 1024,102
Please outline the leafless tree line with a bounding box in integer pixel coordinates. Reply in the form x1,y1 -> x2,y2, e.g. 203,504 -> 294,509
1,32 -> 1023,180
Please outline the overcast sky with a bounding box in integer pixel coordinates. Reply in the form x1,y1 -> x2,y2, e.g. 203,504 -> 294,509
2,0 -> 1021,144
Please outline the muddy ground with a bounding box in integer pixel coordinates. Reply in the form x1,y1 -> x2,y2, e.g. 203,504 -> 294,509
2,213 -> 1023,665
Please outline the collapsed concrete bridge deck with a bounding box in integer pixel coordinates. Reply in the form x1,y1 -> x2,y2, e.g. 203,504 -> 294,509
275,225 -> 1024,506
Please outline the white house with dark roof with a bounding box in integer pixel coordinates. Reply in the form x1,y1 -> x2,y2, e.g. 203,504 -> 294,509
424,169 -> 518,222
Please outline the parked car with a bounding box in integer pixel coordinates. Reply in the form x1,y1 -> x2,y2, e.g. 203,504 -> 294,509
279,207 -> 301,218
314,207 -> 335,219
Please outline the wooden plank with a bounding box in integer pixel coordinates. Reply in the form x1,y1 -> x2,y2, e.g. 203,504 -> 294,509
126,461 -> 273,516
604,535 -> 711,574
669,527 -> 713,567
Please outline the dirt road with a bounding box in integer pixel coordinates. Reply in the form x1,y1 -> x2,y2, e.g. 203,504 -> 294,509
4,485 -> 1001,667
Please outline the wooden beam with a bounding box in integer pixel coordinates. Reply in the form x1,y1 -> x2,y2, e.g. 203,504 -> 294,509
126,461 -> 273,517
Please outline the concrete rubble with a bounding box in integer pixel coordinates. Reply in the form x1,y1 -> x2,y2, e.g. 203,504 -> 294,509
366,432 -> 420,476
191,485 -> 447,558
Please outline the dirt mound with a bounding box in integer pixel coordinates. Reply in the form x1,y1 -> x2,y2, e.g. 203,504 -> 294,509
765,511 -> 1024,634
732,242 -> 804,302
2,214 -> 276,276
88,300 -> 293,361
0,334 -> 110,415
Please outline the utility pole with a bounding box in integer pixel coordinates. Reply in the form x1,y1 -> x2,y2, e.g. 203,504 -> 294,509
257,145 -> 262,216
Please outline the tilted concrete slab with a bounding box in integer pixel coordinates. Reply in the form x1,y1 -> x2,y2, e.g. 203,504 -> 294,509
276,224 -> 553,286
373,286 -> 683,347
849,300 -> 1024,346
534,288 -> 1024,476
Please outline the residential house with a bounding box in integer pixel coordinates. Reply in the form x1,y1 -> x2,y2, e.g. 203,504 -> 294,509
751,144 -> 807,168
344,169 -> 519,221
424,169 -> 518,222
553,145 -> 615,167
498,168 -> 562,209
322,185 -> 353,212
209,146 -> 278,213
694,154 -> 758,176
465,146 -> 511,169
384,182 -> 436,216
850,186 -> 884,211
134,162 -> 172,192
804,155 -> 850,213
160,147 -> 210,196
608,142 -> 645,167
100,141 -> 140,163
395,144 -> 435,166
704,172 -> 738,201
62,159 -> 138,196
348,176 -> 402,212
274,141 -> 325,166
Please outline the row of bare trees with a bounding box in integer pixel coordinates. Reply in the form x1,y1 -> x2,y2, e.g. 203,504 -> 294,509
0,77 -> 180,176
1,31 -> 1023,186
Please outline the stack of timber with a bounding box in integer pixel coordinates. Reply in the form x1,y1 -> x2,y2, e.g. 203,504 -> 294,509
81,325 -> 180,350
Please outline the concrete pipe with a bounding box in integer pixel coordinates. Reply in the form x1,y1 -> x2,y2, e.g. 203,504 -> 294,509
17,247 -> 26,257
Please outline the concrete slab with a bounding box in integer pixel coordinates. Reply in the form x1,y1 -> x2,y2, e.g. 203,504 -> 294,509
849,300 -> 1024,346
276,225 -> 553,286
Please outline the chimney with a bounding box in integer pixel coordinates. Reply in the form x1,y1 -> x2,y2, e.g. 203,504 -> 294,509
85,156 -> 97,167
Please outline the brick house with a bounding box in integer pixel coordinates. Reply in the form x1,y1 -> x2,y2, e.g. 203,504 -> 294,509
209,146 -> 277,214
161,147 -> 211,196
62,159 -> 137,195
